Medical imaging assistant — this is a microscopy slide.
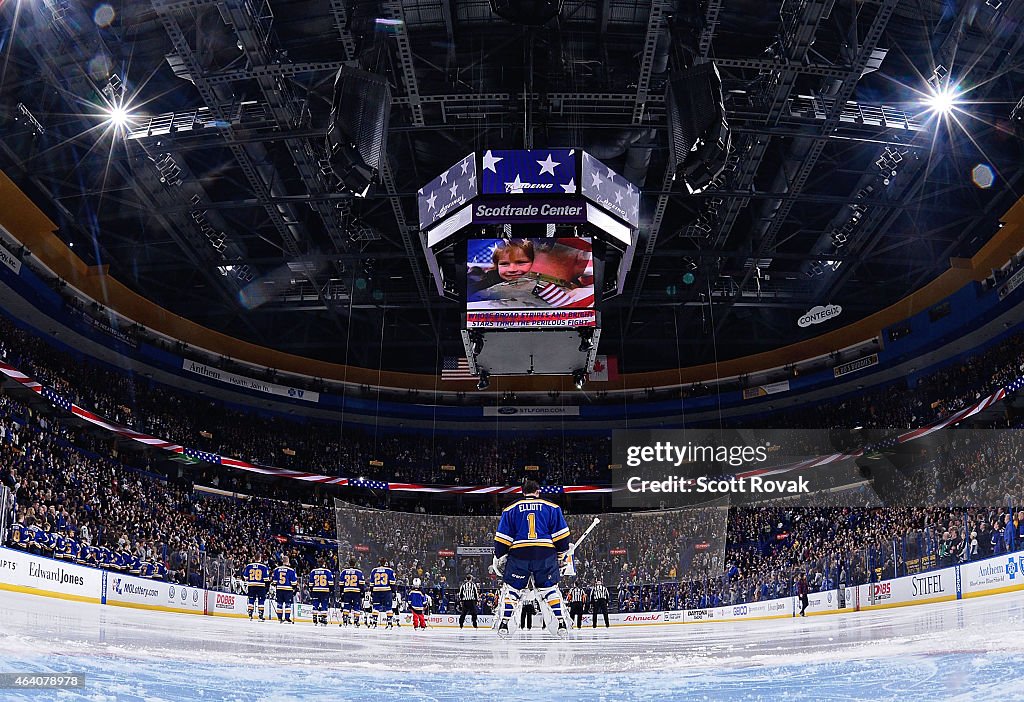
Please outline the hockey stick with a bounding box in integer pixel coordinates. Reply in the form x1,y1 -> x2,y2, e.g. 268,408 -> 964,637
560,517 -> 601,577
567,517 -> 601,556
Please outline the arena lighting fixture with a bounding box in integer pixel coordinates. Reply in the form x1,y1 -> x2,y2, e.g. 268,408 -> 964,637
476,370 -> 490,391
926,86 -> 960,115
103,103 -> 135,130
572,368 -> 588,390
578,328 -> 595,353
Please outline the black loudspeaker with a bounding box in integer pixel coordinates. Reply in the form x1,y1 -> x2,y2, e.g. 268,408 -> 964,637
665,62 -> 731,194
326,67 -> 391,196
488,0 -> 563,25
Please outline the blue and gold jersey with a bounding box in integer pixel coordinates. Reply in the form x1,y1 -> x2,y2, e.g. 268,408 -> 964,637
339,567 -> 365,593
308,567 -> 334,593
408,589 -> 427,611
494,496 -> 570,560
368,566 -> 396,592
272,566 -> 297,591
243,563 -> 270,588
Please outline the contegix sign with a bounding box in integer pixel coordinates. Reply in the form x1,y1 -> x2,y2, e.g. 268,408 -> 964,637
798,304 -> 842,328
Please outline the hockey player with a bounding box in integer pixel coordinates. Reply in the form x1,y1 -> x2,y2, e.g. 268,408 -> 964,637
369,558 -> 397,629
409,578 -> 428,630
338,558 -> 365,627
492,479 -> 572,638
242,558 -> 271,621
361,590 -> 374,627
308,561 -> 334,626
272,556 -> 298,623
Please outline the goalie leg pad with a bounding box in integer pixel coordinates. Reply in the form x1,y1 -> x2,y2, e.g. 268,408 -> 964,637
539,585 -> 569,628
500,585 -> 523,621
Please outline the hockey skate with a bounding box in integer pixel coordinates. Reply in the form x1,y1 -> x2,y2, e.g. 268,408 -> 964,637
497,620 -> 511,639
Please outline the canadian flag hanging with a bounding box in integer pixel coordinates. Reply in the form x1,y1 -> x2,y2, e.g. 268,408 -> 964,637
589,355 -> 619,382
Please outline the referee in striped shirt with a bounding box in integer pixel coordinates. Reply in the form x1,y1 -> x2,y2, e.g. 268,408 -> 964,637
567,584 -> 588,628
590,580 -> 610,628
458,574 -> 480,629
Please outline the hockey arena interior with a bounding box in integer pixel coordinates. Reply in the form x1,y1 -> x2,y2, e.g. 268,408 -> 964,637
2,0 -> 1024,699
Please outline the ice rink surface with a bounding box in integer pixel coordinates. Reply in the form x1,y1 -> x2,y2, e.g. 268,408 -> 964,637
0,590 -> 1022,701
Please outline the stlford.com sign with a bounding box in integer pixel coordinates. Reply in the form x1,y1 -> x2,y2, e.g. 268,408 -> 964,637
798,304 -> 842,328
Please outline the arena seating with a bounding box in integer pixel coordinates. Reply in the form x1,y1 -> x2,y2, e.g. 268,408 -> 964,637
2,314 -> 1024,612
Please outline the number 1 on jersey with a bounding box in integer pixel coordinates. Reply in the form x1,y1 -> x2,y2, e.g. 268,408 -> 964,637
527,513 -> 537,540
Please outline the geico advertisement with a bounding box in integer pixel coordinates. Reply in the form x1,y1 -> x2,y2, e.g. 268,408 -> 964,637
0,547 -> 101,601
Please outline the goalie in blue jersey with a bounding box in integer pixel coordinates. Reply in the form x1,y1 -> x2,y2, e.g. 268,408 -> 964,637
492,479 -> 571,638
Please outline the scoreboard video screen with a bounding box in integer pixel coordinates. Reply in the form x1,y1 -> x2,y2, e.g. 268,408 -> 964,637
465,237 -> 596,329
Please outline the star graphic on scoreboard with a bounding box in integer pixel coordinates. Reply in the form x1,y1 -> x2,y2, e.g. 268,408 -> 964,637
450,182 -> 459,198
614,188 -> 624,205
460,156 -> 471,175
537,153 -> 560,176
561,177 -> 576,193
605,167 -> 615,180
426,191 -> 437,211
439,169 -> 450,184
508,174 -> 525,193
631,202 -> 639,217
417,188 -> 423,195
590,171 -> 603,189
482,150 -> 503,172
469,174 -> 477,189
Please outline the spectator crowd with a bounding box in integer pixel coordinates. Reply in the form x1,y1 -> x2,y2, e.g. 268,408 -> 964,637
1,312 -> 1024,612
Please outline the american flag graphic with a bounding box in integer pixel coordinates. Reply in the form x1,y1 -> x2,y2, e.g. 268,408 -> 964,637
480,148 -> 577,195
417,152 -> 477,231
533,281 -> 573,307
441,356 -> 476,381
581,151 -> 640,227
184,447 -> 221,465
349,478 -> 388,490
41,387 -> 71,411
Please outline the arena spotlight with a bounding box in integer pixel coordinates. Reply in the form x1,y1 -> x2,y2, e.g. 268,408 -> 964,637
470,332 -> 485,356
578,328 -> 595,353
476,370 -> 490,391
104,104 -> 132,129
572,368 -> 588,390
926,87 -> 960,115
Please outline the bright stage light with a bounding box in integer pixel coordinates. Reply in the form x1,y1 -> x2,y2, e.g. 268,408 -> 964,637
107,106 -> 129,127
926,87 -> 959,115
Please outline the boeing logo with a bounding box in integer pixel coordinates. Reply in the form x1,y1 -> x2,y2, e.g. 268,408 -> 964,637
504,176 -> 555,194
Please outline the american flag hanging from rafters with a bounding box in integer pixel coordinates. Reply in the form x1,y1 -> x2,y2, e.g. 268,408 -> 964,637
441,356 -> 476,381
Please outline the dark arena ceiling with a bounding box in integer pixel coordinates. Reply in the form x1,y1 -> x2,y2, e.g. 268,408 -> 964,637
1,0 -> 1023,373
